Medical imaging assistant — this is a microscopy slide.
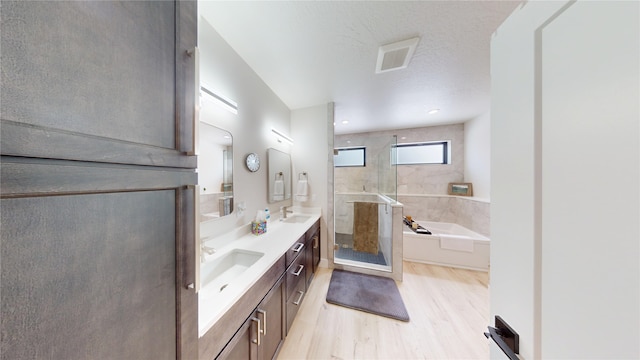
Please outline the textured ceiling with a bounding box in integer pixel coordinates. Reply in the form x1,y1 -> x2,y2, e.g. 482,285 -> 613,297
199,1 -> 523,135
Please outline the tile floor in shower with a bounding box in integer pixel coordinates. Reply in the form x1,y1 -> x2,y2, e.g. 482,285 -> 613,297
334,233 -> 387,265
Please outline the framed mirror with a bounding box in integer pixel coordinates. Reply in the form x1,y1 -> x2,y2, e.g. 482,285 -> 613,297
267,148 -> 292,203
199,122 -> 233,222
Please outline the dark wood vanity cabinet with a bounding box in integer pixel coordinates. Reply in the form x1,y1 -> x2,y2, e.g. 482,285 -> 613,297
285,236 -> 307,334
1,2 -> 198,359
217,275 -> 285,360
204,220 -> 321,359
305,220 -> 321,288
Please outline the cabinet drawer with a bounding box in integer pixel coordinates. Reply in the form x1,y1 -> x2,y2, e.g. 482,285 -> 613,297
285,236 -> 305,267
286,254 -> 306,301
285,273 -> 306,334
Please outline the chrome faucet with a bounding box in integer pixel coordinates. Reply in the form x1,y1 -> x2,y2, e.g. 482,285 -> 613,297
280,206 -> 294,220
201,244 -> 216,263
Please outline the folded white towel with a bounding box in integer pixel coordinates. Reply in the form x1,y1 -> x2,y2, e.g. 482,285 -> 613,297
296,179 -> 309,202
274,179 -> 284,195
296,179 -> 308,196
440,236 -> 474,252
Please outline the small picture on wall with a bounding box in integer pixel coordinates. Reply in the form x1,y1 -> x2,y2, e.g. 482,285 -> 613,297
448,182 -> 473,196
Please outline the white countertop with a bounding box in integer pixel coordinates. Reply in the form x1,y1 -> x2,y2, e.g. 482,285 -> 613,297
198,208 -> 321,337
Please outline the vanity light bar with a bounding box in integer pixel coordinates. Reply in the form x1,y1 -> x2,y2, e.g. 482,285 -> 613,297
200,86 -> 238,114
271,128 -> 294,145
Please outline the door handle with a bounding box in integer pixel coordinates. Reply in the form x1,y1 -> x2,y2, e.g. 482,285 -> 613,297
251,317 -> 261,346
256,309 -> 267,336
186,47 -> 199,156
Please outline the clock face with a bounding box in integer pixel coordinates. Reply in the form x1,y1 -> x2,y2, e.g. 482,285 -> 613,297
245,153 -> 260,172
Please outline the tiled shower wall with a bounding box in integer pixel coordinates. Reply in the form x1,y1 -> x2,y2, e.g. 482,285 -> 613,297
335,124 -> 465,194
335,124 -> 490,237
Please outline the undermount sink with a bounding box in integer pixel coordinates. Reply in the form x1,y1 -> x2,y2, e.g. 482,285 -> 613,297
200,249 -> 264,294
283,215 -> 310,223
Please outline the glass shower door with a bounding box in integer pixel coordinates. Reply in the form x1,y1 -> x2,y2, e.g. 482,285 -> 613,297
333,135 -> 397,272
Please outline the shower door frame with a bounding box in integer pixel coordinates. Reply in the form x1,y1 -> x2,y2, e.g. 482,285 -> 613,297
329,134 -> 403,281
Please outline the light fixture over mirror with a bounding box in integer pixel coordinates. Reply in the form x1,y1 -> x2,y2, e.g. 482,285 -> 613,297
271,128 -> 294,145
198,122 -> 233,222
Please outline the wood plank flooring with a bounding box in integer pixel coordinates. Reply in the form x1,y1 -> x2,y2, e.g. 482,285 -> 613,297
277,261 -> 490,359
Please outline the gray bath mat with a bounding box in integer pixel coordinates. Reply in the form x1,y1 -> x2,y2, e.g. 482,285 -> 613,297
326,269 -> 410,322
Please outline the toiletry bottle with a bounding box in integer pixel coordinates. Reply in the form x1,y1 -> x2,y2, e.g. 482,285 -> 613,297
264,208 -> 270,222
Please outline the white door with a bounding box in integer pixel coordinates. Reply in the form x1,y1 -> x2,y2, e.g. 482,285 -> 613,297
491,1 -> 639,358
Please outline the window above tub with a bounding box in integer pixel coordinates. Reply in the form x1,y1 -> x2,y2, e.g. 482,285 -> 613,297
392,141 -> 451,165
334,147 -> 366,167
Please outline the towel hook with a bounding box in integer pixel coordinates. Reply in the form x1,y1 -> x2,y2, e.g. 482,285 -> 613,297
298,172 -> 308,180
275,171 -> 283,180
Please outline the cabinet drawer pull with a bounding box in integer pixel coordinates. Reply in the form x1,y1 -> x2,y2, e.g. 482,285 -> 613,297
292,242 -> 304,252
292,264 -> 304,276
256,309 -> 267,336
293,290 -> 305,306
251,317 -> 261,346
313,235 -> 319,249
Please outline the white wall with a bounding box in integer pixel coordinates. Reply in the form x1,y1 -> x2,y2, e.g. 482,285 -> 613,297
464,111 -> 490,200
491,1 -> 639,358
291,104 -> 332,261
198,16 -> 292,237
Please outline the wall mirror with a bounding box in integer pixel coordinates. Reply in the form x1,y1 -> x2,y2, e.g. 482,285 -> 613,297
199,122 -> 233,222
267,148 -> 292,203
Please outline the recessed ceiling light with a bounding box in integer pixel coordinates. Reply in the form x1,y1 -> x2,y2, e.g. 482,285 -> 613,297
341,120 -> 349,125
427,108 -> 440,115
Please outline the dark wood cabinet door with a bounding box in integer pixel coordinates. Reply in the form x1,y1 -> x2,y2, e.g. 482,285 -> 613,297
217,317 -> 258,360
0,1 -> 198,359
0,1 -> 197,168
258,275 -> 285,360
0,159 -> 197,360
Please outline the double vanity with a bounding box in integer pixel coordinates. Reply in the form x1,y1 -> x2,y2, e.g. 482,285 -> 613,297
198,209 -> 321,360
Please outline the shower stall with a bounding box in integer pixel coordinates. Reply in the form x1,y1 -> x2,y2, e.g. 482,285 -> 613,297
332,134 -> 404,280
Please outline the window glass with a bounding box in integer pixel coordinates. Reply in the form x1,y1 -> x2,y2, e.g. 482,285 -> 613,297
334,147 -> 366,167
392,141 -> 450,165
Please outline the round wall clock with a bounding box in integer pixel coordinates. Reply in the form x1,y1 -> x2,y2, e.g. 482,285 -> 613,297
245,152 -> 260,172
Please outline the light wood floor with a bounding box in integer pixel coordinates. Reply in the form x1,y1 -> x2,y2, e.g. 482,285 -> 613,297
277,261 -> 490,360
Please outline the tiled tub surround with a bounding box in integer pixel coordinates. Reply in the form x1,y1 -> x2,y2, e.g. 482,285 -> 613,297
398,194 -> 490,237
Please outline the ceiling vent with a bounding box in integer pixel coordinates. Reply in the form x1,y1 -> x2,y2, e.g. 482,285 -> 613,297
375,37 -> 420,74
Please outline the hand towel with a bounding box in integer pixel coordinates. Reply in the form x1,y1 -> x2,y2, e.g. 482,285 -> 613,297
296,179 -> 309,201
439,236 -> 474,252
273,179 -> 284,201
353,202 -> 379,254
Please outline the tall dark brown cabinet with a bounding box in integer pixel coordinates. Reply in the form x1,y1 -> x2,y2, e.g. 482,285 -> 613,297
1,2 -> 198,359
